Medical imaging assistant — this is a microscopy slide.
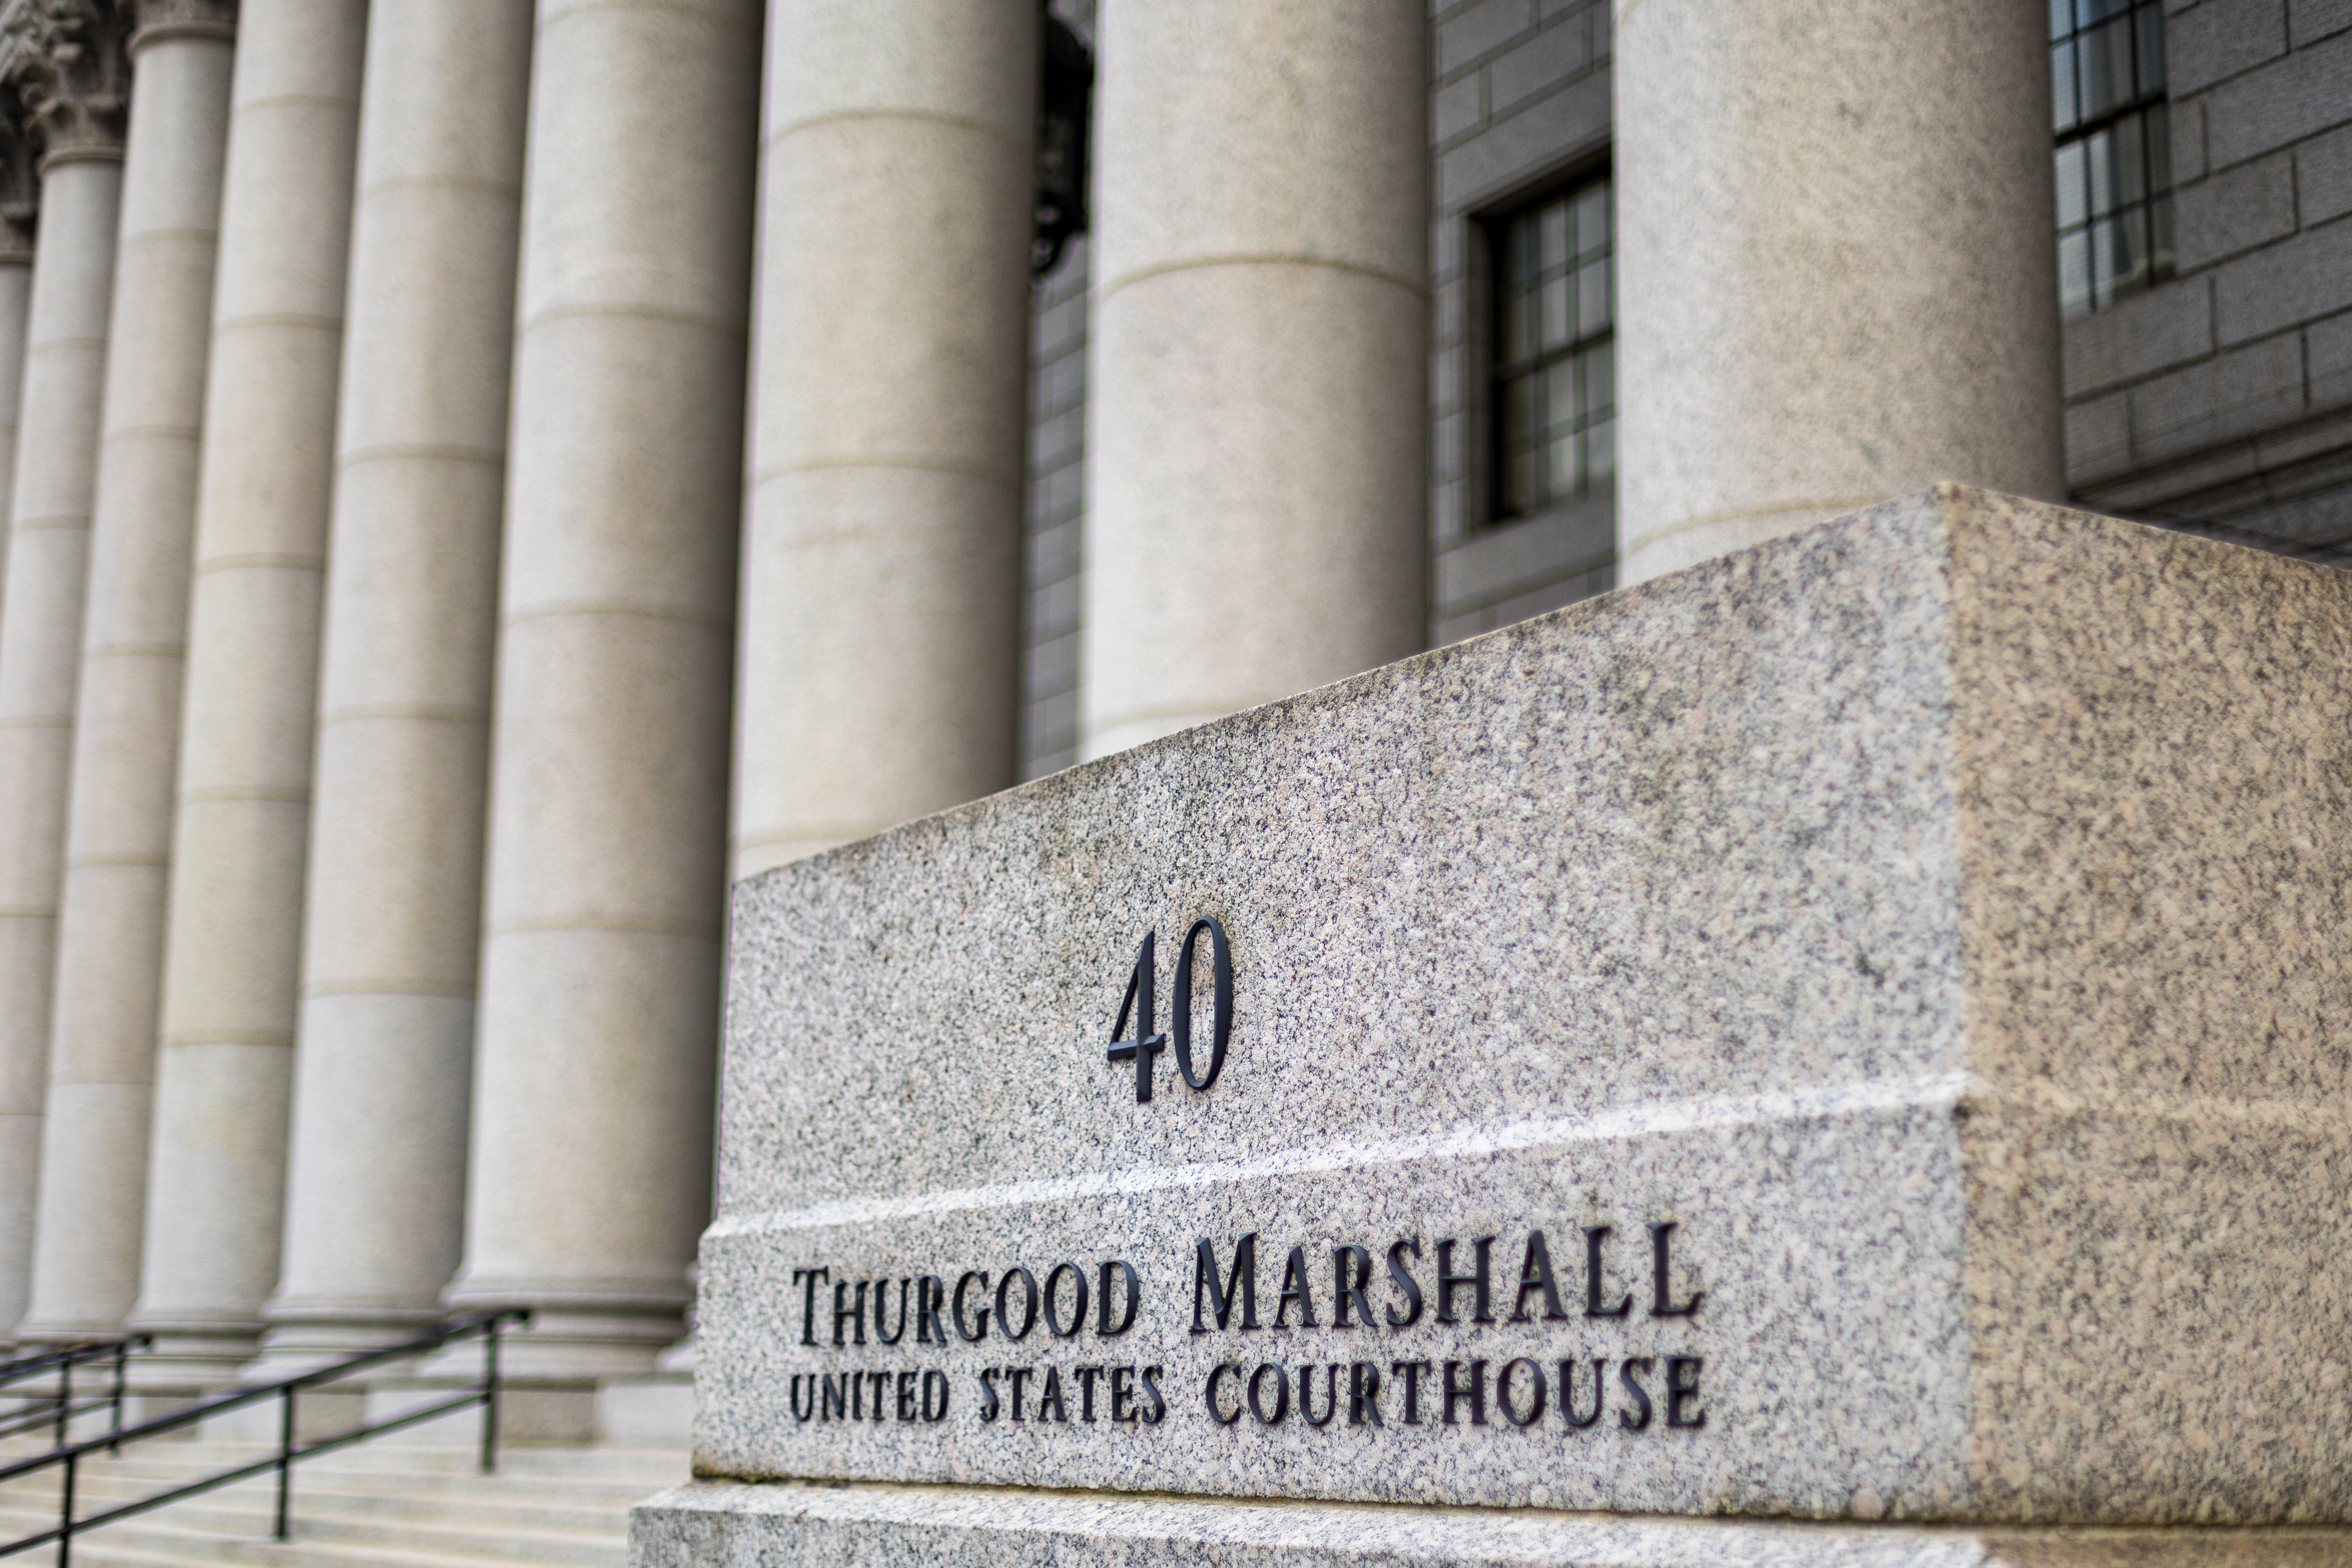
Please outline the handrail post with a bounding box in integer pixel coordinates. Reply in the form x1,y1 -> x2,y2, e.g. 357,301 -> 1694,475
275,1381 -> 296,1541
480,1314 -> 502,1476
58,1449 -> 75,1568
108,1340 -> 129,1453
0,1315 -> 557,1562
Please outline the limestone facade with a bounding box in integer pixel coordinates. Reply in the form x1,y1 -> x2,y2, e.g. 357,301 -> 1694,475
0,0 -> 2327,1443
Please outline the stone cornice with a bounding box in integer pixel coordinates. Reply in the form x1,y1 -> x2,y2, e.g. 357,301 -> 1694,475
0,0 -> 133,162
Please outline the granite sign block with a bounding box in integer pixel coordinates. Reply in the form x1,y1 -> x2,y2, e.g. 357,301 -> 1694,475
659,489 -> 2352,1547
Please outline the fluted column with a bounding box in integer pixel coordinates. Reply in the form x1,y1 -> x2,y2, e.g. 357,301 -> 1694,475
440,0 -> 756,1394
1081,2 -> 1427,761
0,101 -> 48,1344
1,0 -> 133,1346
1611,0 -> 2064,585
130,0 -> 363,1381
260,0 -> 533,1365
730,0 -> 1036,878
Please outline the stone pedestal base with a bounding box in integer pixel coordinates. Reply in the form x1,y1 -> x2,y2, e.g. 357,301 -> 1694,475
634,1483 -> 2352,1567
598,1374 -> 692,1446
116,1396 -> 201,1436
360,1379 -> 599,1446
200,1388 -> 367,1445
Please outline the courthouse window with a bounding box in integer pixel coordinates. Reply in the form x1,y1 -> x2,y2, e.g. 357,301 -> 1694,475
1491,176 -> 1614,523
2052,0 -> 2171,319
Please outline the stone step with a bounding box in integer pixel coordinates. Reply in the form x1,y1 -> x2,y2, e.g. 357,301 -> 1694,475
0,1477 -> 633,1538
0,1452 -> 683,1505
0,1439 -> 679,1568
1,1460 -> 677,1509
0,1497 -> 627,1568
228,1485 -> 628,1536
0,1440 -> 685,1488
6,1442 -> 685,1477
24,1531 -> 561,1568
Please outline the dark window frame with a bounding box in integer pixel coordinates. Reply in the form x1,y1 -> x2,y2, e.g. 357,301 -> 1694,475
1477,159 -> 1615,530
2052,0 -> 2173,319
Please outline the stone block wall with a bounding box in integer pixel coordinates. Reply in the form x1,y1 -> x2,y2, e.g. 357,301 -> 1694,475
2064,0 -> 2352,554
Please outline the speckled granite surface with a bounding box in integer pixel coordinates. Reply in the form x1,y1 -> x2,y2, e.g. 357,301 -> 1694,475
684,489 -> 2352,1540
632,1482 -> 2352,1565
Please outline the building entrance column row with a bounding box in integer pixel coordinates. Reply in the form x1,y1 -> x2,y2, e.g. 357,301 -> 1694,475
0,0 -> 2073,1412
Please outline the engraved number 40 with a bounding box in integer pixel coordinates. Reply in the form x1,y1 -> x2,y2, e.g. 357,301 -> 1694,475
1104,918 -> 1232,1103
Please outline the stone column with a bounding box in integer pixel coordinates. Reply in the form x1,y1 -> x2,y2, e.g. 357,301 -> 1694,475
1611,0 -> 2065,586
730,0 -> 1036,878
1081,2 -> 1427,762
259,0 -> 533,1366
129,0 -> 363,1381
439,0 -> 756,1401
24,0 -> 236,1363
0,103 -> 47,1344
0,2 -> 133,1346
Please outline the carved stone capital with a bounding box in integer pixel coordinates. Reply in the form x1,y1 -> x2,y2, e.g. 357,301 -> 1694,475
0,95 -> 37,260
0,0 -> 133,163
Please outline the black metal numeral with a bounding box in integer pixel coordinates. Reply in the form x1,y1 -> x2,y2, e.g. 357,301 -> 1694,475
1106,931 -> 1167,1102
1103,919 -> 1231,1102
1171,917 -> 1232,1092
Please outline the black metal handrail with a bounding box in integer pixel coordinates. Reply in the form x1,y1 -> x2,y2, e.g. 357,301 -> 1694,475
0,1308 -> 528,1567
0,1337 -> 150,1450
0,1340 -> 141,1388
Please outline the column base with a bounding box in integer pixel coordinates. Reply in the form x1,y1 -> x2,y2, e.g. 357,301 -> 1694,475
190,1305 -> 452,1441
634,1482 -> 2352,1568
425,1295 -> 683,1381
12,1318 -> 131,1347
242,1303 -> 447,1380
122,1320 -> 264,1396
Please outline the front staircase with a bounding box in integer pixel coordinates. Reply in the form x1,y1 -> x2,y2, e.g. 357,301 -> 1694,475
0,1440 -> 684,1568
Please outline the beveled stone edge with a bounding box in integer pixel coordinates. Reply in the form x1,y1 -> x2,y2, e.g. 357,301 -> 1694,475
631,1480 -> 2352,1567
